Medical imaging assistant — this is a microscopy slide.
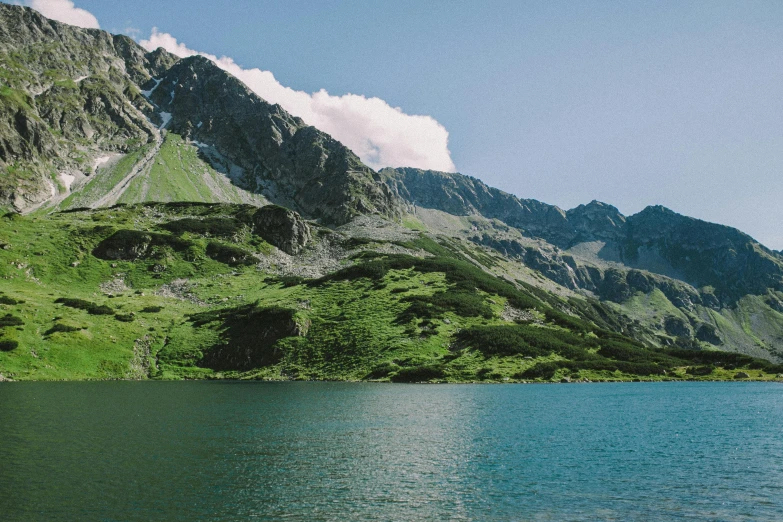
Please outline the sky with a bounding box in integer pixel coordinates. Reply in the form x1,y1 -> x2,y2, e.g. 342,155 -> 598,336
14,0 -> 783,249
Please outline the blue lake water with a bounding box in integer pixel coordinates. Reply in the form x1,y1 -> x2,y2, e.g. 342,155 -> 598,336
1,381 -> 782,520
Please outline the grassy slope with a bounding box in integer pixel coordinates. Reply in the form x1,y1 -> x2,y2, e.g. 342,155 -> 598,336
58,146 -> 152,210
118,133 -> 264,206
0,204 -> 781,382
57,133 -> 266,211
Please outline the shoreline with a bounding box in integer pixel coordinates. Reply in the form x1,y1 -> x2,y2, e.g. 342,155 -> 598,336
1,376 -> 781,384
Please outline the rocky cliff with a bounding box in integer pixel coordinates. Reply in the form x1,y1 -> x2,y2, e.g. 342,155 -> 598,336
0,3 -> 399,224
145,56 -> 399,224
0,4 -> 166,209
383,167 -> 783,302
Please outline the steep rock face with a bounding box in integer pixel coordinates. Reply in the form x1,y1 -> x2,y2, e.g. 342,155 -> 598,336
381,167 -> 574,245
622,206 -> 783,300
0,5 -> 400,224
385,165 -> 783,304
252,205 -> 311,255
470,232 -> 708,308
143,56 -> 400,224
0,3 -> 168,210
566,200 -> 626,243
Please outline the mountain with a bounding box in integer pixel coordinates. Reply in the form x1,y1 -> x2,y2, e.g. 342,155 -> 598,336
0,4 -> 397,223
1,4 -> 782,382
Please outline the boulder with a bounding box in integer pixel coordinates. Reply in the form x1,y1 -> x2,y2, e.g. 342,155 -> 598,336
695,323 -> 722,345
252,205 -> 311,255
664,316 -> 692,338
734,372 -> 750,379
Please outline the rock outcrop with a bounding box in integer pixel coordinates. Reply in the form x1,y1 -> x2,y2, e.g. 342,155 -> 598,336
141,56 -> 401,224
386,167 -> 783,303
381,167 -> 575,245
0,4 -> 401,224
253,205 -> 311,255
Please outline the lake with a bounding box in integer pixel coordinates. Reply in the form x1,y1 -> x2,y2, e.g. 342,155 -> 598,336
1,381 -> 781,520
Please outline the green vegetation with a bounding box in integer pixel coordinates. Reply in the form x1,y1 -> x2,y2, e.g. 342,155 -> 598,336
59,147 -> 152,210
117,133 -> 264,206
205,242 -> 256,266
0,203 -> 780,382
0,340 -> 19,352
54,298 -> 115,315
161,217 -> 245,238
0,314 -> 25,327
45,324 -> 83,335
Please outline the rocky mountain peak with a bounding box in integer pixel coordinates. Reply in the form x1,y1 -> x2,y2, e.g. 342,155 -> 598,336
566,200 -> 626,243
142,54 -> 400,224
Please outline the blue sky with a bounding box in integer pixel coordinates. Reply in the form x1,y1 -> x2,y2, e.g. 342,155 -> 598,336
16,1 -> 783,249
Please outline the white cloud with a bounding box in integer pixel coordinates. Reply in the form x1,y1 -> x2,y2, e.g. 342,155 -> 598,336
122,26 -> 141,40
140,28 -> 456,172
24,0 -> 99,29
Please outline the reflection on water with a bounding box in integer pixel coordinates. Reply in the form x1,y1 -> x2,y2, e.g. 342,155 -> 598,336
1,382 -> 782,520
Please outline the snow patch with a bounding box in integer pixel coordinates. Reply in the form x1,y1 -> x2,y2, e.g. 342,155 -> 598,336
159,112 -> 172,129
92,154 -> 113,171
141,78 -> 162,98
75,75 -> 88,83
58,172 -> 76,192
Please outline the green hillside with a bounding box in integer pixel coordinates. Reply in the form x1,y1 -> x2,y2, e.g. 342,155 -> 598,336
1,203 -> 780,382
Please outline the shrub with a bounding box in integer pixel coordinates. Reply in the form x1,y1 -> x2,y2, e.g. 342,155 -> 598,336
45,324 -> 82,335
366,362 -> 399,379
279,275 -> 306,288
568,360 -> 667,376
184,305 -> 299,371
598,341 -> 682,366
518,359 -> 667,380
457,324 -> 596,359
0,314 -> 24,327
140,306 -> 163,313
205,242 -> 256,266
0,295 -> 24,305
664,348 -> 768,370
686,365 -> 715,376
518,362 -> 559,380
390,364 -> 445,382
0,340 -> 18,351
88,305 -> 115,315
544,309 -> 590,333
343,237 -> 386,249
398,290 -> 493,323
161,217 -> 244,238
93,230 -> 192,261
54,298 -> 115,316
115,314 -> 135,322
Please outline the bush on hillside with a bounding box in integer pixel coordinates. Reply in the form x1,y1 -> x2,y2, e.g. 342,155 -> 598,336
390,364 -> 445,382
45,324 -> 82,335
205,242 -> 256,266
686,365 -> 715,376
0,295 -> 24,305
93,230 -> 192,261
54,298 -> 115,316
457,324 -> 596,359
161,217 -> 244,238
0,314 -> 24,327
0,340 -> 18,351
